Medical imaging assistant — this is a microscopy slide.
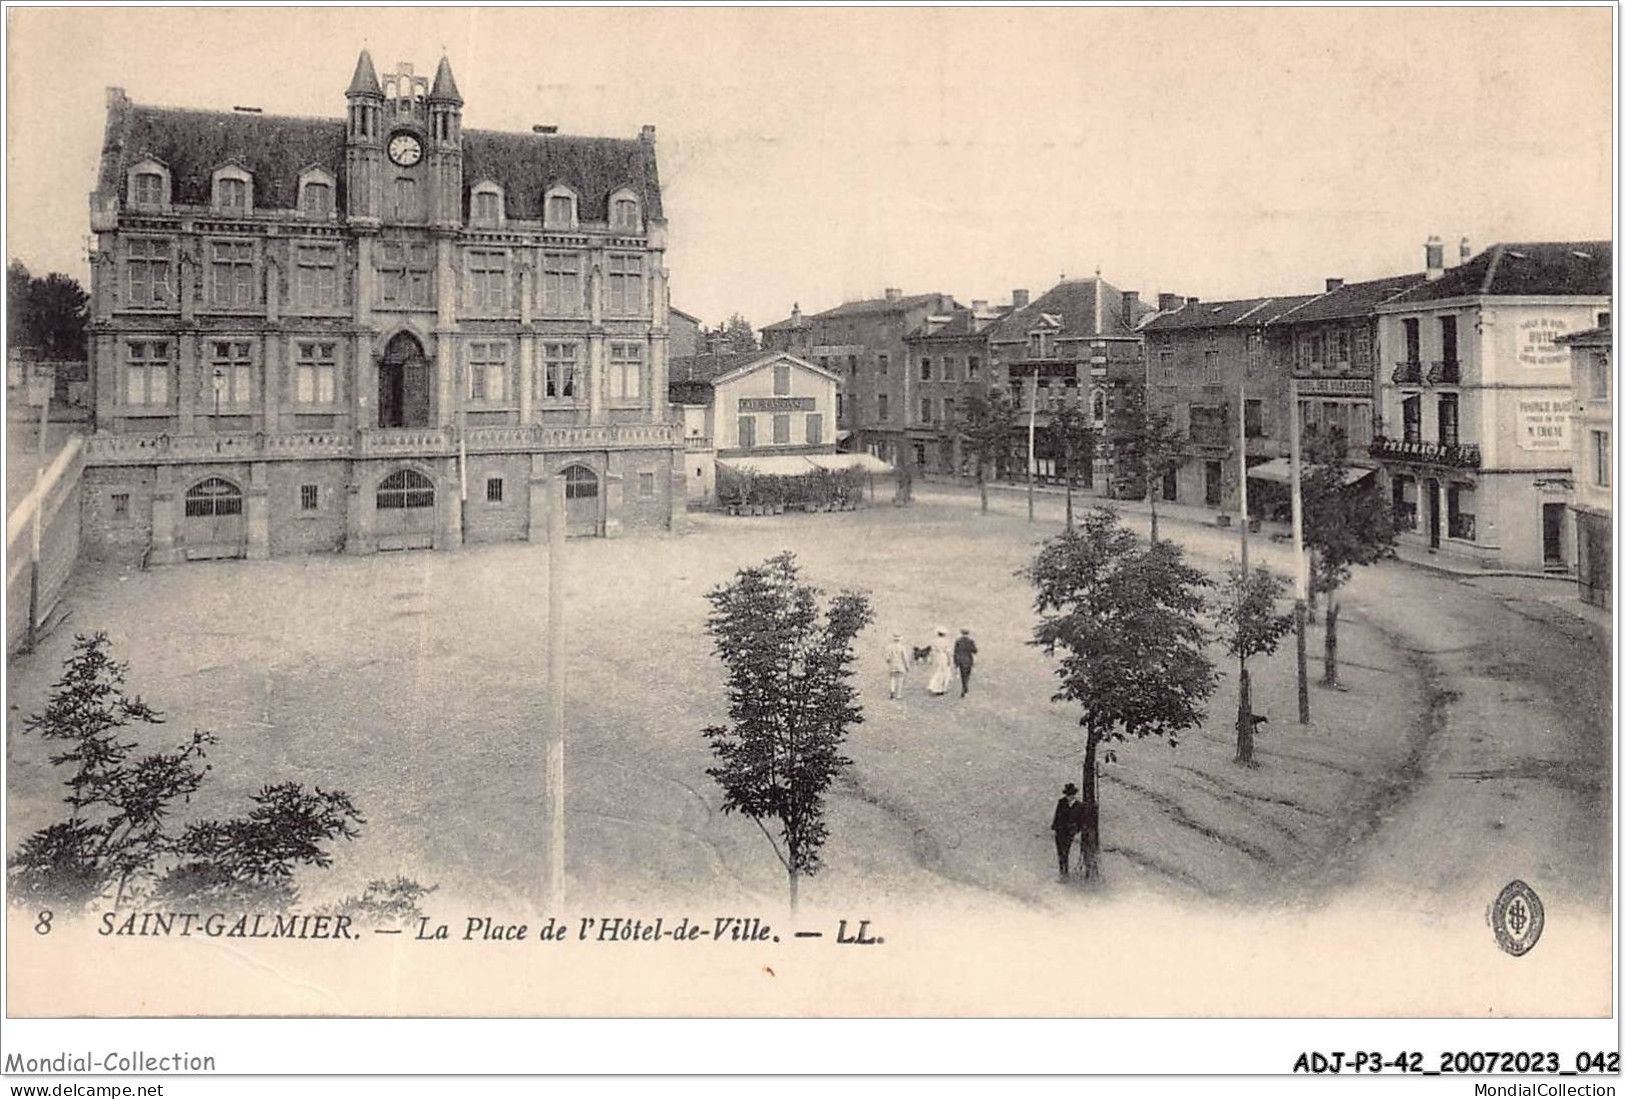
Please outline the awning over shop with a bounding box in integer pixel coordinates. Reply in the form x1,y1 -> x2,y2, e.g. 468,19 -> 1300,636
1246,458 -> 1376,486
834,429 -> 853,442
716,455 -> 824,476
807,453 -> 895,474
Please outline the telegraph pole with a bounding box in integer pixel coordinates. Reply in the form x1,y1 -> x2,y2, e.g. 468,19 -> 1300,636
1027,371 -> 1037,522
1290,378 -> 1310,724
545,473 -> 567,909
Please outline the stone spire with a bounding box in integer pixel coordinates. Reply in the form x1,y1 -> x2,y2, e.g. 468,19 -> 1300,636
429,54 -> 462,104
347,48 -> 383,98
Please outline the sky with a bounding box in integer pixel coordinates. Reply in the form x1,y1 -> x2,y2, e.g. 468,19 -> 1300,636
4,6 -> 1614,330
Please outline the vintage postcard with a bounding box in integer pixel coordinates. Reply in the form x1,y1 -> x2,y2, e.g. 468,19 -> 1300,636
1,3 -> 1616,1073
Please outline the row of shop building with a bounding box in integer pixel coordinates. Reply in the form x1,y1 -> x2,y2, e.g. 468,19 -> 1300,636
731,236 -> 1610,595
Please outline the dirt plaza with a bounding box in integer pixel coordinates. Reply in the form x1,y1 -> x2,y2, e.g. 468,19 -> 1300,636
6,491 -> 1442,918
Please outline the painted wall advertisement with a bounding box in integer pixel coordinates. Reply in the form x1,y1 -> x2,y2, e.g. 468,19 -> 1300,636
1517,316 -> 1572,368
1517,396 -> 1572,451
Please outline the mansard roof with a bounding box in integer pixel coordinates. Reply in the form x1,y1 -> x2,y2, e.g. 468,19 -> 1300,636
96,96 -> 663,221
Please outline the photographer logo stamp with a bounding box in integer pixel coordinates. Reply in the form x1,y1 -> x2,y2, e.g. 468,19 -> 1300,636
1489,880 -> 1545,957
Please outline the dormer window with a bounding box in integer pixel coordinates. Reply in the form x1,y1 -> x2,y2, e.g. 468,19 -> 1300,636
297,167 -> 337,219
470,182 -> 504,226
610,189 -> 641,232
133,172 -> 164,206
125,159 -> 171,209
211,166 -> 254,214
544,186 -> 578,230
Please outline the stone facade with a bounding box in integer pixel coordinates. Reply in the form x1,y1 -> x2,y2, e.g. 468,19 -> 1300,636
82,50 -> 681,562
1561,324 -> 1611,607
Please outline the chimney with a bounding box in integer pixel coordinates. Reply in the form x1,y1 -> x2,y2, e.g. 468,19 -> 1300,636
1325,278 -> 1344,292
884,287 -> 902,303
1459,236 -> 1472,263
1012,288 -> 1030,309
971,299 -> 988,315
533,124 -> 559,134
791,302 -> 802,323
939,293 -> 953,312
1187,296 -> 1200,307
640,124 -> 656,143
1122,290 -> 1139,320
1425,235 -> 1444,280
1157,292 -> 1184,312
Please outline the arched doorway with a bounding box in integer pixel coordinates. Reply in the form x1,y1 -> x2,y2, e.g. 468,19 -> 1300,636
181,477 -> 246,560
379,332 -> 432,428
562,464 -> 601,537
376,467 -> 437,551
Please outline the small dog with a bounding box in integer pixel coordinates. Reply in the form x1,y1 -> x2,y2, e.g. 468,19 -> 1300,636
910,645 -> 933,664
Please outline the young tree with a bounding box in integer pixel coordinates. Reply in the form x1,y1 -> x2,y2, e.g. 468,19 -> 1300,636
956,386 -> 1017,513
1026,510 -> 1218,879
1048,400 -> 1097,531
1301,429 -> 1397,687
1215,564 -> 1294,767
702,552 -> 874,909
8,633 -> 364,914
1109,388 -> 1186,542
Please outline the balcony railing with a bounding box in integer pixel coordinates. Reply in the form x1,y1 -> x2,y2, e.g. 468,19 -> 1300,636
85,421 -> 680,466
1391,361 -> 1424,385
684,435 -> 713,452
1427,360 -> 1462,385
1369,435 -> 1480,468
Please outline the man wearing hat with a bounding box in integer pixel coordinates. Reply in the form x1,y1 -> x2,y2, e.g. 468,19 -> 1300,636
1051,782 -> 1086,881
883,632 -> 909,700
953,628 -> 978,697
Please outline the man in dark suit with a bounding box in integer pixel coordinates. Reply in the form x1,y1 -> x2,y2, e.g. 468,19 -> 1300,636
953,628 -> 978,697
1050,782 -> 1086,881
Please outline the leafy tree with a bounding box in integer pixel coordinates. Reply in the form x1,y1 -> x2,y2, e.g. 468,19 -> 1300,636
1048,400 -> 1097,531
8,633 -> 363,914
1301,428 -> 1397,687
1025,510 -> 1218,879
702,552 -> 874,909
703,313 -> 758,354
1215,564 -> 1294,767
153,784 -> 364,910
955,386 -> 1017,513
321,876 -> 439,927
1109,389 -> 1186,542
6,263 -> 89,360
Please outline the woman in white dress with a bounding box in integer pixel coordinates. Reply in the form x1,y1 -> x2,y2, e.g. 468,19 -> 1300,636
927,627 -> 954,696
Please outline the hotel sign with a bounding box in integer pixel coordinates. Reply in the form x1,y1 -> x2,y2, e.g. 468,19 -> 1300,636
1293,376 -> 1372,397
1517,317 -> 1572,368
739,397 -> 815,412
1517,396 -> 1572,451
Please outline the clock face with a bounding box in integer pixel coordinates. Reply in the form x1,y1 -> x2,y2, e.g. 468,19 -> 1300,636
388,133 -> 423,167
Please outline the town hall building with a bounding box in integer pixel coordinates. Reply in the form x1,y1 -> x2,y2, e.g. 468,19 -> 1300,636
82,50 -> 681,561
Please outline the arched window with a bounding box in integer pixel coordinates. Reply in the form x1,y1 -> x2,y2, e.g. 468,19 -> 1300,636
563,464 -> 599,499
544,185 -> 577,230
184,477 -> 244,518
377,469 -> 435,509
609,189 -> 641,232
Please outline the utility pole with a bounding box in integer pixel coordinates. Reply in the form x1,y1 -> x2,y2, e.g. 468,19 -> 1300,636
1027,370 -> 1037,522
1238,380 -> 1250,575
546,473 -> 567,909
1290,378 -> 1310,724
24,369 -> 51,653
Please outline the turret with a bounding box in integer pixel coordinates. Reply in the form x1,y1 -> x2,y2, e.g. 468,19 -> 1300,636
426,55 -> 463,228
344,49 -> 385,221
